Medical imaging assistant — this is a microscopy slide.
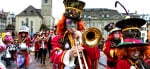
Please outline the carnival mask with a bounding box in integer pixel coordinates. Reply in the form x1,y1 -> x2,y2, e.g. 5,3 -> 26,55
66,18 -> 78,33
113,31 -> 121,40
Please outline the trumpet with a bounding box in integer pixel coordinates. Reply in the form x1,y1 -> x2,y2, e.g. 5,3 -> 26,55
75,27 -> 102,69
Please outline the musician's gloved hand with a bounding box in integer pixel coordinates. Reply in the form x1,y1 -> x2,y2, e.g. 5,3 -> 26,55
71,28 -> 82,39
69,46 -> 84,58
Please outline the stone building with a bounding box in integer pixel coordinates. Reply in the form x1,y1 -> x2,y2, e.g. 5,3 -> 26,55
82,8 -> 124,39
0,10 -> 8,32
15,0 -> 54,34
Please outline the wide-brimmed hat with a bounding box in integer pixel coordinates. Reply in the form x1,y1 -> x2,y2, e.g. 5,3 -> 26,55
116,18 -> 148,47
104,22 -> 121,34
63,0 -> 85,20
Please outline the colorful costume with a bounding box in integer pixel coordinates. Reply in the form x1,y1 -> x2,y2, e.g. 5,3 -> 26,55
38,32 -> 48,64
115,18 -> 150,69
103,23 -> 122,69
17,26 -> 31,69
50,0 -> 100,69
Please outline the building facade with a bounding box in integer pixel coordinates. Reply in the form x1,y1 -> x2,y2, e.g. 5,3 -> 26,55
82,8 -> 124,39
15,0 -> 54,34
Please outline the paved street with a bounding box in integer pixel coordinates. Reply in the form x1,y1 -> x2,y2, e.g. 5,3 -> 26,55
4,52 -> 52,69
3,51 -> 107,69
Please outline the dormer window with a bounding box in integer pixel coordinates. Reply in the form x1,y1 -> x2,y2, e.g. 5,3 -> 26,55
31,10 -> 33,14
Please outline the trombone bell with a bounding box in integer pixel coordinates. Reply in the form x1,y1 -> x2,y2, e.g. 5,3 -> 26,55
82,27 -> 102,47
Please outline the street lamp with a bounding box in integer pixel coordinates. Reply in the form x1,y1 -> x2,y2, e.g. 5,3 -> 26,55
88,16 -> 91,27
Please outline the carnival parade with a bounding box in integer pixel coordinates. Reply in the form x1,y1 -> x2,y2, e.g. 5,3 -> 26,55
0,0 -> 150,69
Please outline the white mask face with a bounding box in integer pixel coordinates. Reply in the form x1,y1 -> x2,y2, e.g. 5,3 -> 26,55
113,31 -> 120,39
66,18 -> 78,33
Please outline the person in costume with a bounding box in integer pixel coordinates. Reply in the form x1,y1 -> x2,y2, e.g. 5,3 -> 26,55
50,0 -> 100,69
0,38 -> 6,69
3,32 -> 14,66
47,26 -> 57,58
115,18 -> 150,69
103,22 -> 122,69
17,26 -> 31,69
38,31 -> 48,64
32,32 -> 40,59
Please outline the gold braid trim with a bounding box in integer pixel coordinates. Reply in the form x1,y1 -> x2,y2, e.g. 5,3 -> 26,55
110,49 -> 114,58
127,59 -> 140,69
65,7 -> 82,14
122,27 -> 139,32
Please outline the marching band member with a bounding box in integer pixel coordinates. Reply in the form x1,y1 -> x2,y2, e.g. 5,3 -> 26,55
115,18 -> 150,69
33,32 -> 40,59
18,26 -> 31,47
50,0 -> 100,69
17,26 -> 31,69
103,22 -> 122,69
38,31 -> 48,64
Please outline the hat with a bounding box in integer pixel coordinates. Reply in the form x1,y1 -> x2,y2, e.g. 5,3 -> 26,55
104,22 -> 121,34
63,0 -> 85,20
19,26 -> 29,33
116,18 -> 148,47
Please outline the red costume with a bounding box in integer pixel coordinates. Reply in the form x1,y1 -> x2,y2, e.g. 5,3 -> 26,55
17,26 -> 31,68
115,18 -> 150,69
50,35 -> 100,69
103,23 -> 121,69
50,0 -> 100,69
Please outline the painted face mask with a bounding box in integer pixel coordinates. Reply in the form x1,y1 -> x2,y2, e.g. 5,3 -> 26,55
66,18 -> 78,33
113,31 -> 120,40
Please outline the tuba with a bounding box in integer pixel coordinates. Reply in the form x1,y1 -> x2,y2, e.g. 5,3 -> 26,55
82,27 -> 102,47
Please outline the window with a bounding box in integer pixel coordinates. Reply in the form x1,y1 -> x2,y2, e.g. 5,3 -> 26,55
106,14 -> 110,18
26,18 -> 28,26
45,0 -> 48,3
22,21 -> 24,26
101,15 -> 104,18
31,21 -> 33,33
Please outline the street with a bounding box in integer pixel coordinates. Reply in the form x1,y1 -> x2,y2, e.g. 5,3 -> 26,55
5,52 -> 52,69
4,51 -> 107,69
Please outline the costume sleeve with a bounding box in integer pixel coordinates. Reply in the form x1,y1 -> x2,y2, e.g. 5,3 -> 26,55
50,35 -> 66,64
103,41 -> 115,60
83,45 -> 100,60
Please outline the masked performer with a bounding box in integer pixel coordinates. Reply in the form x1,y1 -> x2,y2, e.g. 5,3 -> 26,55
115,18 -> 150,69
3,32 -> 14,66
17,26 -> 31,69
103,22 -> 122,69
50,0 -> 101,69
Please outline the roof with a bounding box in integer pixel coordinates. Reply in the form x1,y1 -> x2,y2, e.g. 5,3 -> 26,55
17,5 -> 43,18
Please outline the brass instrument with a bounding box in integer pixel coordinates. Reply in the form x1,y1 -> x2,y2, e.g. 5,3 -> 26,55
75,27 -> 102,69
82,27 -> 102,47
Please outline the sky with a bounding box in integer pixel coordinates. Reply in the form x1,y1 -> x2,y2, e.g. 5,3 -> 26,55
0,0 -> 150,22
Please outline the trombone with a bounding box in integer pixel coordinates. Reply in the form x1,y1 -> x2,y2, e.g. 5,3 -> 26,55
75,27 -> 102,69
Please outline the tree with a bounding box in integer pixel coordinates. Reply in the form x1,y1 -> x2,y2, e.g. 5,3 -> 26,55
39,24 -> 49,31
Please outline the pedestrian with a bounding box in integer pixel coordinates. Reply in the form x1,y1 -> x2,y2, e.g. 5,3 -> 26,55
115,18 -> 150,69
103,22 -> 122,69
50,0 -> 101,69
